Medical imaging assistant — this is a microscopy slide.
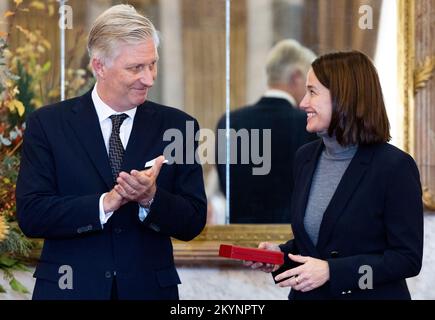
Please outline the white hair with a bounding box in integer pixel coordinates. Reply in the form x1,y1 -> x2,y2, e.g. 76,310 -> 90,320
266,39 -> 316,85
87,4 -> 160,65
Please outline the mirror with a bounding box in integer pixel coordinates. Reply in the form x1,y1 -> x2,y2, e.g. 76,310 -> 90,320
219,0 -> 401,225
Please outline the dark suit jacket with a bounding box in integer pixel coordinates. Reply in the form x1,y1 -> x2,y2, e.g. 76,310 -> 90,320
216,97 -> 317,223
16,90 -> 207,300
276,140 -> 423,300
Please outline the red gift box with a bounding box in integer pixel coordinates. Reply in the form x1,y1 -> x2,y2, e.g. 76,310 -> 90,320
219,244 -> 284,265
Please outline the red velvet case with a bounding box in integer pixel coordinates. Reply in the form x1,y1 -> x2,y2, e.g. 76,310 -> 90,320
219,244 -> 284,265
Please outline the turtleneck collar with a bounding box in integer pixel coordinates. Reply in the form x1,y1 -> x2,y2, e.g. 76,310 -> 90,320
317,131 -> 358,160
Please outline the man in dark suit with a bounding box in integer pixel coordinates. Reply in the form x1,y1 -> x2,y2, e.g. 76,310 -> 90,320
16,4 -> 206,300
216,40 -> 317,223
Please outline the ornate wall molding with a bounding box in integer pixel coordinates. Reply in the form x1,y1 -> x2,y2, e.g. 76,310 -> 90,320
414,55 -> 435,94
398,0 -> 415,155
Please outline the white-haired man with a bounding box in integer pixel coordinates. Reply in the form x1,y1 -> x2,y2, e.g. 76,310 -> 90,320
17,4 -> 206,300
217,39 -> 318,224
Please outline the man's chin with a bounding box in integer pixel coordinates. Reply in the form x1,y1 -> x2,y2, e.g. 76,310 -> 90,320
132,95 -> 148,106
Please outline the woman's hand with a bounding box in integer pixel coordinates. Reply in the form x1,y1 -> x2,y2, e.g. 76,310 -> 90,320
274,254 -> 330,292
243,242 -> 283,273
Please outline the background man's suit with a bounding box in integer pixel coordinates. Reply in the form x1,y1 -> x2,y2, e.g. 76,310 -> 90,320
216,97 -> 317,223
16,89 -> 207,300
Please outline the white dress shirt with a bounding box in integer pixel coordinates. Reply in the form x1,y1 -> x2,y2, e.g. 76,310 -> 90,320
92,85 -> 149,226
263,89 -> 297,107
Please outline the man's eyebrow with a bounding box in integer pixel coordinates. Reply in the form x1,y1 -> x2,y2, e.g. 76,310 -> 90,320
307,85 -> 317,90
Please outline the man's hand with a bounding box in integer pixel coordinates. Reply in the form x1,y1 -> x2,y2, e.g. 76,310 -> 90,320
115,155 -> 165,207
103,188 -> 127,213
243,242 -> 282,273
274,254 -> 330,292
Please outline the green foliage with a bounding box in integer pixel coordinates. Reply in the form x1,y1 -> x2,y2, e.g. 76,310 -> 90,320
0,227 -> 33,258
15,61 -> 36,120
9,278 -> 29,294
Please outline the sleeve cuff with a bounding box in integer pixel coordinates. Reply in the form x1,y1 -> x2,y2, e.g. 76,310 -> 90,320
99,193 -> 114,227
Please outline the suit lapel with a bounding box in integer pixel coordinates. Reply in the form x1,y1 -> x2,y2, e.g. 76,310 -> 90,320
67,90 -> 113,189
292,140 -> 324,257
121,101 -> 159,173
316,145 -> 375,252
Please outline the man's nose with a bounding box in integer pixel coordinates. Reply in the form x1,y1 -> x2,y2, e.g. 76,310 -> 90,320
139,67 -> 155,87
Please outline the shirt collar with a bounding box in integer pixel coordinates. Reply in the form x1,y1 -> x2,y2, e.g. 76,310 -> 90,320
91,84 -> 137,123
263,89 -> 297,107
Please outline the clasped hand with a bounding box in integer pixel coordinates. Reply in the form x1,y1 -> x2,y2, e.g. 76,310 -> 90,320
103,156 -> 165,212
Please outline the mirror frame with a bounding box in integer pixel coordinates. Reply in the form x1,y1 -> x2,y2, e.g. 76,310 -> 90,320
398,0 -> 435,211
173,0 -> 430,263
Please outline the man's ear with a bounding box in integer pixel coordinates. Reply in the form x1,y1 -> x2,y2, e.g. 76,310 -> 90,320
91,58 -> 105,79
289,69 -> 304,86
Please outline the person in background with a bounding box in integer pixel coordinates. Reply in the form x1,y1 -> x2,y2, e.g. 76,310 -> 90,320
16,4 -> 206,300
246,50 -> 423,300
216,39 -> 318,223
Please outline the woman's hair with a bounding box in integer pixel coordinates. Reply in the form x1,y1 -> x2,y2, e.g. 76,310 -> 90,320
87,4 -> 159,65
311,50 -> 390,145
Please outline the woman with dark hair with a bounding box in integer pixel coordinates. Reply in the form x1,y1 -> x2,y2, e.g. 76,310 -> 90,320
246,51 -> 423,300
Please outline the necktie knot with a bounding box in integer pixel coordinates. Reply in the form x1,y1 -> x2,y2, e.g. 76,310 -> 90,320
110,113 -> 128,134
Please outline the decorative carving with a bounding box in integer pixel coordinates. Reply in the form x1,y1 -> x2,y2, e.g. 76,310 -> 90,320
414,56 -> 435,95
423,187 -> 435,212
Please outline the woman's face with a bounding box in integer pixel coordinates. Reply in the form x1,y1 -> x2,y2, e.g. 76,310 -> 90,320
299,68 -> 332,133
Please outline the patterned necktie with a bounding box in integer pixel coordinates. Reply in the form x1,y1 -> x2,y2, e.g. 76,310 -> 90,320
109,113 -> 128,183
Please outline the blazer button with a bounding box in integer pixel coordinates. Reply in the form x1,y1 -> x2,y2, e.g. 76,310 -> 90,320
330,251 -> 339,258
114,228 -> 122,234
105,271 -> 112,279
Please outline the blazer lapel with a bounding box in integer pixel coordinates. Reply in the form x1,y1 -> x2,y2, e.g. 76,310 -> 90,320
121,101 -> 159,173
292,140 -> 324,258
316,145 -> 375,252
67,90 -> 113,189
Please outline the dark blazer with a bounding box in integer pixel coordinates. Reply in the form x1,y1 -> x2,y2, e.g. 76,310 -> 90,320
216,97 -> 317,223
16,90 -> 207,300
276,140 -> 423,300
